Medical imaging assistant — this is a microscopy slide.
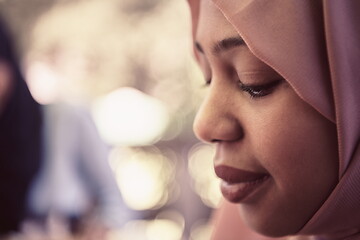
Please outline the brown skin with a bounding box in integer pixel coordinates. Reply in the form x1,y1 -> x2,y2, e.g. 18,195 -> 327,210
0,61 -> 13,115
193,0 -> 339,237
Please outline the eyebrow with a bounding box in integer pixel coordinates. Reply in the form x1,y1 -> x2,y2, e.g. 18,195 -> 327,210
213,37 -> 245,54
195,36 -> 245,56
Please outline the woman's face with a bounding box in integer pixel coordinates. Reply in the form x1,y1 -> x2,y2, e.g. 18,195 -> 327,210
193,0 -> 339,237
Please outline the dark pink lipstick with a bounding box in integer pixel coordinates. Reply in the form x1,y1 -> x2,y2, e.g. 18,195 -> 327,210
215,165 -> 269,203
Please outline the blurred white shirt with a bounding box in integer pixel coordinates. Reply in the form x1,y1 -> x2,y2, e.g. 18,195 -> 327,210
28,102 -> 130,228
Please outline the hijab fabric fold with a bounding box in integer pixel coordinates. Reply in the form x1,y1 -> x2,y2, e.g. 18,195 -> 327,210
189,0 -> 360,239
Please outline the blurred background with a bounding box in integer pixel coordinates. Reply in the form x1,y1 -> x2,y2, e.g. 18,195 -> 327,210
0,0 -> 221,239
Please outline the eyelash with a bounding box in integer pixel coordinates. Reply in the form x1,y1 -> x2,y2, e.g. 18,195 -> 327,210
238,79 -> 283,98
203,78 -> 284,98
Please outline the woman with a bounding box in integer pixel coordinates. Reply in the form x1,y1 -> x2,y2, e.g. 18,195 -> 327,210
0,16 -> 43,236
188,0 -> 360,239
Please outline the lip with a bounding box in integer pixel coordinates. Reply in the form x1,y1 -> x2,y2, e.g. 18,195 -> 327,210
215,165 -> 270,203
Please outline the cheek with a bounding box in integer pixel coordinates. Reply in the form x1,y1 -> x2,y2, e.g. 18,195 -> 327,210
240,91 -> 338,235
247,90 -> 338,198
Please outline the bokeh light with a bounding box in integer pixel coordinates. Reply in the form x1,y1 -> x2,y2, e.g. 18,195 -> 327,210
1,0 -> 217,238
92,87 -> 170,146
107,210 -> 184,240
188,143 -> 222,208
147,210 -> 184,240
190,219 -> 213,240
25,61 -> 60,104
109,147 -> 176,210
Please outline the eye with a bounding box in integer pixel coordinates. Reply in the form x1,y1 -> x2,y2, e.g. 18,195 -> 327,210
239,79 -> 284,98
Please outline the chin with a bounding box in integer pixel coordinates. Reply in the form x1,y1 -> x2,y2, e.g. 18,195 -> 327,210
240,207 -> 302,238
250,222 -> 300,238
252,226 -> 296,238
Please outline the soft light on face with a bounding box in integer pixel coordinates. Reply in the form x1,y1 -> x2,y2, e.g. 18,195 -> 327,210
192,0 -> 338,237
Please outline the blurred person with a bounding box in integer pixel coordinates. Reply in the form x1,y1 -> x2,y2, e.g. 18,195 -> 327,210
0,16 -> 42,237
27,100 -> 131,237
0,12 -> 130,239
23,45 -> 133,238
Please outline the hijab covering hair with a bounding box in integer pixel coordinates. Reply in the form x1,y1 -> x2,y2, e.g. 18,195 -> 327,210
0,16 -> 42,234
188,0 -> 360,239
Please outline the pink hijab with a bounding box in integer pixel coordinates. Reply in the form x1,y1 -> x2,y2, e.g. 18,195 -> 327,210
188,0 -> 360,239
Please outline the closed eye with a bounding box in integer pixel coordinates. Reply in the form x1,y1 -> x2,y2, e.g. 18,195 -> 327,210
239,79 -> 284,98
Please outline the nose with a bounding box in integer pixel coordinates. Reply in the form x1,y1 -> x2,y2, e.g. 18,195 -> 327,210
193,84 -> 244,143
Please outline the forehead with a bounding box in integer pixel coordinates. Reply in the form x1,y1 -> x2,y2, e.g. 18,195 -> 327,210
194,0 -> 274,72
196,0 -> 239,48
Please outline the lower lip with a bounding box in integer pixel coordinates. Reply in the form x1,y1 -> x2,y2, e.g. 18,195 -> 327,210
220,176 -> 270,203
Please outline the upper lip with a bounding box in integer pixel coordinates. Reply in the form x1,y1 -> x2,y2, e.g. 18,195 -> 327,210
215,165 -> 268,184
